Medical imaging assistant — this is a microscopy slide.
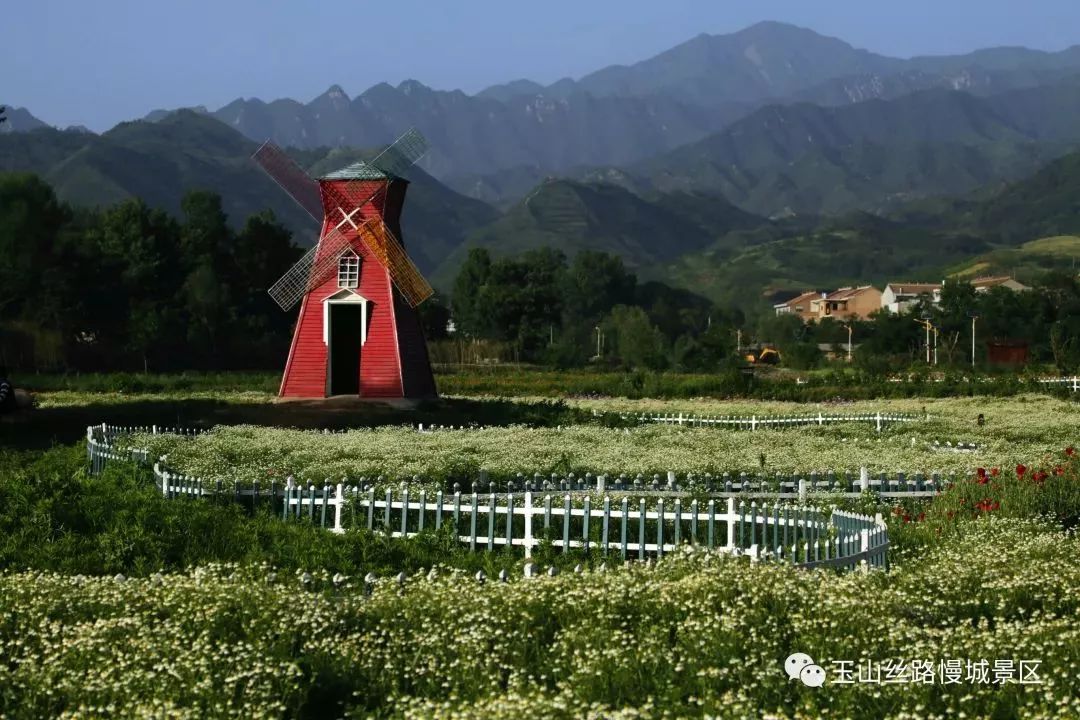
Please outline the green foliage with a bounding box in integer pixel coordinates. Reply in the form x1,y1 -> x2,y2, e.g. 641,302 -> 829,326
603,305 -> 668,370
449,247 -> 731,368
0,445 -> 584,578
0,175 -> 300,371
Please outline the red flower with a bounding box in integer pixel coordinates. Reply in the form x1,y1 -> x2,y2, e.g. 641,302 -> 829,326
1032,470 -> 1048,484
902,514 -> 912,523
975,498 -> 997,513
1055,466 -> 1065,476
892,506 -> 905,517
917,512 -> 926,522
977,467 -> 987,479
991,501 -> 1000,511
1016,464 -> 1027,477
946,510 -> 956,520
1067,447 -> 1075,457
990,468 -> 1000,477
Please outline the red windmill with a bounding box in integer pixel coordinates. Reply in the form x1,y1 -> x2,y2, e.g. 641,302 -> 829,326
253,129 -> 437,399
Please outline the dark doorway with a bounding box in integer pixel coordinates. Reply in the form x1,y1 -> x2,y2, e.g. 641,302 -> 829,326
329,304 -> 363,395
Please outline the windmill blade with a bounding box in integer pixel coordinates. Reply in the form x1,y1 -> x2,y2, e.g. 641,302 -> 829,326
252,141 -> 324,222
366,128 -> 429,179
266,128 -> 432,311
267,226 -> 354,310
356,219 -> 434,307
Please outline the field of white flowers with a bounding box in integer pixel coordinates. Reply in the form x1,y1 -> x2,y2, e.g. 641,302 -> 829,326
2,518 -> 1077,719
128,395 -> 1077,487
6,389 -> 1079,718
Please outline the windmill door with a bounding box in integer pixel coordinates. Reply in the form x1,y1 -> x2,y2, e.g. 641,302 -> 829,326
328,304 -> 364,395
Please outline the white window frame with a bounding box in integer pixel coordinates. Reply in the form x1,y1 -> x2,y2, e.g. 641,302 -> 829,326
337,250 -> 360,289
322,289 -> 369,347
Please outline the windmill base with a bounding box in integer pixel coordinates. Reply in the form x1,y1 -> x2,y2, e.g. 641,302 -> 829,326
272,396 -> 427,411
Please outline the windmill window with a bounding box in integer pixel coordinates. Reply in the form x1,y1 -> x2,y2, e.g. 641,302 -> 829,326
338,252 -> 359,289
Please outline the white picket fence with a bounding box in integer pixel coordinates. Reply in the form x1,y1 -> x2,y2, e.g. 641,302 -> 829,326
156,466 -> 888,570
85,424 -> 888,570
636,411 -> 921,432
86,424 -> 946,500
1037,377 -> 1080,392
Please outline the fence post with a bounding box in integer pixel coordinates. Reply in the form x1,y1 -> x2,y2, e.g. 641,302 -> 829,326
751,415 -> 757,432
524,492 -> 533,558
860,528 -> 870,573
333,483 -> 344,534
798,477 -> 807,503
859,467 -> 869,493
875,412 -> 882,433
725,497 -> 736,550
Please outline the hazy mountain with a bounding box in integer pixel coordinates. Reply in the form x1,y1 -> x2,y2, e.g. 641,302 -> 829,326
0,106 -> 50,133
4,21 -> 1073,207
198,81 -> 744,186
432,179 -> 764,287
0,111 -> 498,273
548,22 -> 901,106
632,82 -> 1080,216
485,22 -> 1080,105
666,146 -> 1080,307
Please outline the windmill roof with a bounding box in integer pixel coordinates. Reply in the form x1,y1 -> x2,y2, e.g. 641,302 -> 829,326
319,160 -> 405,181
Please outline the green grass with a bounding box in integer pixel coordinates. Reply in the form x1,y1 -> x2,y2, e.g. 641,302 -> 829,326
0,445 -> 588,578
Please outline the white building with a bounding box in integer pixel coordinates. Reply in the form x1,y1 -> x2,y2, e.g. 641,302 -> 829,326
881,283 -> 942,314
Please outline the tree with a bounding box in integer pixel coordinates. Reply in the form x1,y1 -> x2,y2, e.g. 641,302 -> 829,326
0,173 -> 69,318
605,305 -> 667,370
561,250 -> 635,327
81,198 -> 182,370
180,191 -> 230,264
450,248 -> 492,338
418,295 -> 452,341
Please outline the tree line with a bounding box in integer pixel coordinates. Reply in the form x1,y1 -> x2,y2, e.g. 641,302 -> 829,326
5,170 -> 1080,374
450,248 -> 1080,373
1,173 -> 300,371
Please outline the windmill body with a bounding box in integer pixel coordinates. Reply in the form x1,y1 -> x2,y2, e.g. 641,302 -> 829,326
253,130 -> 437,400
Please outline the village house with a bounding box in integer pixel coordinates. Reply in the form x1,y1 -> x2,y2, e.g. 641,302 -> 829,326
880,282 -> 943,314
809,286 -> 883,321
774,286 -> 882,322
773,291 -> 821,323
881,276 -> 1029,313
970,275 -> 1029,293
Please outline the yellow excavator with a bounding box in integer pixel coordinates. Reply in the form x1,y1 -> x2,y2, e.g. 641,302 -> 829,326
743,346 -> 782,365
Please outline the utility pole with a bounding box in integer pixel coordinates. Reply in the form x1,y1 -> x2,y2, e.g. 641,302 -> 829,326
969,312 -> 979,368
916,316 -> 933,364
844,323 -> 853,362
594,326 -> 602,359
933,326 -> 938,366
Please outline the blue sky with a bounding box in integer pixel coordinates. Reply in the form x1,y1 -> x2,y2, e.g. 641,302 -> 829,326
3,0 -> 1077,131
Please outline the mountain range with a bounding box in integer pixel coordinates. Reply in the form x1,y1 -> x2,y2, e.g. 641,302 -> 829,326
0,112 -> 497,274
4,21 -> 1080,315
14,22 -> 1080,201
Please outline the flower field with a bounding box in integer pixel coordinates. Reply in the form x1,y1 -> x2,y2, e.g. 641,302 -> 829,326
127,395 -> 1078,488
1,518 -> 1078,719
4,388 -> 1080,718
